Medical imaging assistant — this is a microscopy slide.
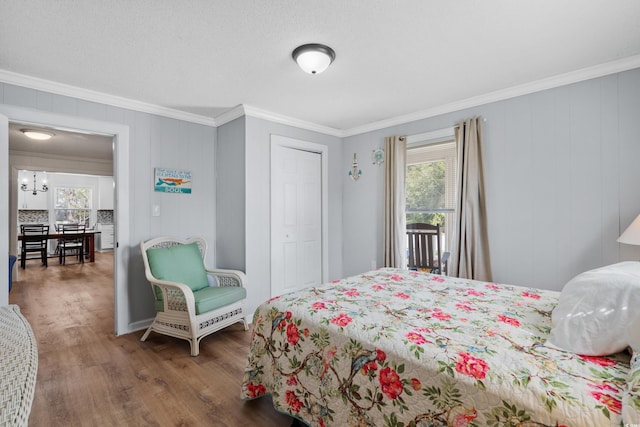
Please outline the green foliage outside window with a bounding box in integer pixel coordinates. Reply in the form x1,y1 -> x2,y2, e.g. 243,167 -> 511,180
54,187 -> 92,225
406,161 -> 446,226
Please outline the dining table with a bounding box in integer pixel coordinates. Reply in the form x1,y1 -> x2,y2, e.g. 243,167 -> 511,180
18,230 -> 98,263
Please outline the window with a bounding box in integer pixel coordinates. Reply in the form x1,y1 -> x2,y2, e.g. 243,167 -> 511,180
54,187 -> 92,226
406,135 -> 457,252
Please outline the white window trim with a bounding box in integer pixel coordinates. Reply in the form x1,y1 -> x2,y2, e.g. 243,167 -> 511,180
406,127 -> 455,147
406,127 -> 457,259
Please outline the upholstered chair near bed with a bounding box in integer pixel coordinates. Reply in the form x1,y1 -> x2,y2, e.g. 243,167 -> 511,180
140,236 -> 248,356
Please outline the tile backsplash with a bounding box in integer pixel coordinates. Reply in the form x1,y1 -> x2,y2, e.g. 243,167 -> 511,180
97,210 -> 114,224
18,210 -> 49,224
18,209 -> 113,225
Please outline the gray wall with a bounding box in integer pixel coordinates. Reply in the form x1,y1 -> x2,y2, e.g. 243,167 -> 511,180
2,82 -> 217,325
216,116 -> 246,270
244,116 -> 343,316
4,66 -> 638,325
342,68 -> 640,291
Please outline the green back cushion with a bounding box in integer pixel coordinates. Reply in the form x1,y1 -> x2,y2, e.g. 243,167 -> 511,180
146,243 -> 209,300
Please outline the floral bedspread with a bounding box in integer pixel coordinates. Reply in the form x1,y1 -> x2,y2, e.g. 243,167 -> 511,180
241,268 -> 632,426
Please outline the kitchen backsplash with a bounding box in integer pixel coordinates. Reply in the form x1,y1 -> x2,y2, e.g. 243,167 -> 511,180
97,210 -> 114,224
18,210 -> 49,224
18,209 -> 113,225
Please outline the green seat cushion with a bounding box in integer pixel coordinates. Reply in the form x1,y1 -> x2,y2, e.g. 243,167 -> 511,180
154,285 -> 246,314
146,243 -> 209,300
193,286 -> 246,314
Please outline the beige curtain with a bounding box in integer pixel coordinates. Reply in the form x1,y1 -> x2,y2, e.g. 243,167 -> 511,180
449,117 -> 492,281
383,136 -> 407,268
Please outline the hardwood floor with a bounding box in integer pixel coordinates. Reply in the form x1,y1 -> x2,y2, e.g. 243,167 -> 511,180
9,252 -> 294,426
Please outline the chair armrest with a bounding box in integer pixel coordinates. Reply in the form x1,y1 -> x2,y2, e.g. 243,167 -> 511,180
205,268 -> 247,288
146,277 -> 196,314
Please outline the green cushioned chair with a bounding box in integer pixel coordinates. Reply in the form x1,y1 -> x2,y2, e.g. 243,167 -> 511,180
140,236 -> 248,356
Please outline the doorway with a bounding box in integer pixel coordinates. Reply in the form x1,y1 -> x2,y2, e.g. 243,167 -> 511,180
270,135 -> 329,297
1,106 -> 131,335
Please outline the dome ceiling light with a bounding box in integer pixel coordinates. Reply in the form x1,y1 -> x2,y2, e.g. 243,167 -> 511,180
292,43 -> 336,75
21,129 -> 55,140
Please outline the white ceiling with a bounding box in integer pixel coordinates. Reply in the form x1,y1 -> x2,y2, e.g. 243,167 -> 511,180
1,0 -> 640,135
8,123 -> 113,161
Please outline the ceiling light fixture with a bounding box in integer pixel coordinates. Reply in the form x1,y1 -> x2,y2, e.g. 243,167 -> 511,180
21,129 -> 55,140
292,43 -> 336,75
21,171 -> 48,196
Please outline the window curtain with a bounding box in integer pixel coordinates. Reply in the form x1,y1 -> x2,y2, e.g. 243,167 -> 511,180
449,117 -> 492,281
383,136 -> 407,268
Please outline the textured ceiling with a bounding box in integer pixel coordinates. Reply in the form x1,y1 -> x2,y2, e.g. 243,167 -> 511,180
1,0 -> 640,133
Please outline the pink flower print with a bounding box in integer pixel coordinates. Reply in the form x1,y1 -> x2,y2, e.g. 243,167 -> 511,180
286,390 -> 303,413
286,322 -> 300,345
579,355 -> 617,367
344,289 -> 360,297
379,367 -> 403,399
372,283 -> 386,291
589,382 -> 620,393
484,283 -> 500,290
389,274 -> 403,281
497,314 -> 521,327
416,327 -> 432,334
406,331 -> 429,345
376,349 -> 387,362
455,352 -> 490,379
431,309 -> 451,321
286,375 -> 298,386
431,276 -> 445,283
467,288 -> 484,297
331,313 -> 353,327
311,301 -> 326,310
590,391 -> 622,414
245,381 -> 267,398
522,291 -> 541,299
395,292 -> 410,299
456,302 -> 474,311
410,378 -> 422,391
362,360 -> 378,375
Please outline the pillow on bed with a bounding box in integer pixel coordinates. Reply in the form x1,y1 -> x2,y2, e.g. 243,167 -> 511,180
547,261 -> 640,356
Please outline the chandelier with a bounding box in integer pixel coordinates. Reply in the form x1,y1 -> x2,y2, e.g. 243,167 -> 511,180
21,172 -> 48,196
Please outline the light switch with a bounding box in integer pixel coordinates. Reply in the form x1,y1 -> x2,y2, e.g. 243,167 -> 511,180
152,205 -> 161,217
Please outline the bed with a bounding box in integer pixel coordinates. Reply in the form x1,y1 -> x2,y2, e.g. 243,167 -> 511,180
241,268 -> 639,426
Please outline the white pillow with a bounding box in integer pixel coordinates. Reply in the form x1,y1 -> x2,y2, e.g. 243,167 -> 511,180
548,261 -> 640,356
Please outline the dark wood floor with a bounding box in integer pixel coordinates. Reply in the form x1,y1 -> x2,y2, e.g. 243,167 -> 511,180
9,252 -> 294,426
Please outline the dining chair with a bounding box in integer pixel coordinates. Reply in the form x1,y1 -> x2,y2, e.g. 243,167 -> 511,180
20,224 -> 50,269
59,224 -> 86,265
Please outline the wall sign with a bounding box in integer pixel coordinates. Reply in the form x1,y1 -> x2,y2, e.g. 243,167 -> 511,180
154,168 -> 192,194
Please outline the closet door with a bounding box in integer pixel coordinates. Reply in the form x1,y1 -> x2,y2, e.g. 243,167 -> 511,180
271,144 -> 322,296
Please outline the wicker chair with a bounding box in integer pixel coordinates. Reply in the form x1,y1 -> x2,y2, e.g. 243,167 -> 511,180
140,236 -> 248,356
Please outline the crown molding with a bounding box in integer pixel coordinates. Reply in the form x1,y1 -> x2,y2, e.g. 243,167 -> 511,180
342,54 -> 640,137
0,69 -> 217,127
2,55 -> 639,139
240,105 -> 343,137
213,105 -> 246,127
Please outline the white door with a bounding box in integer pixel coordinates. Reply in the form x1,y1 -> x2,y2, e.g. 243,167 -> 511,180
271,144 -> 322,296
